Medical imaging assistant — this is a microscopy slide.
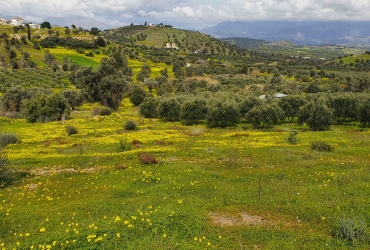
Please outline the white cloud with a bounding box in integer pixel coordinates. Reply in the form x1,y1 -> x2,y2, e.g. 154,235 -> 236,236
1,0 -> 370,28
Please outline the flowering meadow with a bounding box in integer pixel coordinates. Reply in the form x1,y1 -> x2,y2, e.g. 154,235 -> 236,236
1,104 -> 370,249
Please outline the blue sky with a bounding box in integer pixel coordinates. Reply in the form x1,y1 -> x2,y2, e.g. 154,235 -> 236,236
2,0 -> 370,29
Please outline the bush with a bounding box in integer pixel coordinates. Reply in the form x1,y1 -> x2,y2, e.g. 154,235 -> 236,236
139,97 -> 159,118
338,217 -> 368,244
206,101 -> 240,128
138,152 -> 158,164
0,133 -> 19,147
180,98 -> 208,125
100,107 -> 112,116
246,102 -> 284,129
0,151 -> 11,187
65,125 -> 78,136
287,129 -> 299,145
116,136 -> 131,152
298,99 -> 333,131
129,86 -> 147,106
124,120 -> 138,131
311,141 -> 333,152
92,106 -> 101,116
158,97 -> 181,122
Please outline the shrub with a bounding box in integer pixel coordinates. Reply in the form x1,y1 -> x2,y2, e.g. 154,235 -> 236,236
311,141 -> 333,152
138,152 -> 158,164
338,217 -> 368,244
0,133 -> 19,147
124,120 -> 138,131
0,151 -> 11,187
246,102 -> 284,129
92,106 -> 101,116
298,99 -> 333,131
65,125 -> 78,136
129,86 -> 147,106
287,129 -> 299,145
116,136 -> 131,152
180,98 -> 208,125
158,97 -> 181,122
206,101 -> 240,128
140,97 -> 159,118
100,107 -> 112,116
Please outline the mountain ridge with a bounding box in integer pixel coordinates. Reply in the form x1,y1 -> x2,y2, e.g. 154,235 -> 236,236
202,21 -> 370,46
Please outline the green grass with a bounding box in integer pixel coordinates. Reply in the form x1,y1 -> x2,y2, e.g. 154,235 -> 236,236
341,54 -> 370,64
1,104 -> 370,249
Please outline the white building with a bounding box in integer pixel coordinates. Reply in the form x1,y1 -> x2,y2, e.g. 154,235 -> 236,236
164,42 -> 178,50
11,17 -> 24,26
29,23 -> 40,29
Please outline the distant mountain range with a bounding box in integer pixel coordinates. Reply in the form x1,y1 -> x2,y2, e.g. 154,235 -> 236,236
202,21 -> 370,47
42,16 -> 116,30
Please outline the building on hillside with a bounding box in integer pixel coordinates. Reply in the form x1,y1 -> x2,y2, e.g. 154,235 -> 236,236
164,42 -> 178,49
11,17 -> 24,26
0,18 -> 7,24
29,23 -> 40,29
273,93 -> 287,98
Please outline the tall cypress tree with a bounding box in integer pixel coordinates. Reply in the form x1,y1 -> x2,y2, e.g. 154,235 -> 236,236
27,24 -> 31,41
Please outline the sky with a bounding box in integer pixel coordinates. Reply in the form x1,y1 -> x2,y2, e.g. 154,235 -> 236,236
2,0 -> 370,29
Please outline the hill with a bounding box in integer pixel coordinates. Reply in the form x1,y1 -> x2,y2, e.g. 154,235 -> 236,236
102,25 -> 231,56
202,21 -> 370,47
220,37 -> 367,59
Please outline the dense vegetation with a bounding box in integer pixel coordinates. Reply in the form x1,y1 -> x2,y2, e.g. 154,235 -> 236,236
1,22 -> 370,249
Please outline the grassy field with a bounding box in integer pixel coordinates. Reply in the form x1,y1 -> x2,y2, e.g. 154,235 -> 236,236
1,101 -> 370,249
341,54 -> 370,64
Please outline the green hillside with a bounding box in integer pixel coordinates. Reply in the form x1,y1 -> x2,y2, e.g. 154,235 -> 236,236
102,25 -> 231,55
221,37 -> 369,59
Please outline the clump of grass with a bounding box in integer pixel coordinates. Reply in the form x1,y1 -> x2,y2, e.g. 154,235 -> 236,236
100,107 -> 112,116
138,152 -> 158,164
116,136 -> 131,152
311,140 -> 333,152
338,217 -> 368,244
65,125 -> 78,136
0,132 -> 19,147
124,120 -> 138,131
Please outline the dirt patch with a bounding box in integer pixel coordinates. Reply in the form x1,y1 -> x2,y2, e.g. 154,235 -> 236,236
30,166 -> 103,176
26,183 -> 39,191
30,167 -> 77,176
209,212 -> 265,227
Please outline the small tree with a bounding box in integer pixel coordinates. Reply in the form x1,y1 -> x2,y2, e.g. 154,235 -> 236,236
96,36 -> 106,47
358,96 -> 370,127
180,98 -> 208,125
246,102 -> 284,129
158,97 -> 181,122
9,49 -> 17,60
65,28 -> 71,35
206,101 -> 240,128
129,86 -> 147,106
278,95 -> 307,122
140,97 -> 159,118
40,21 -> 51,29
89,27 -> 99,36
298,98 -> 333,131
